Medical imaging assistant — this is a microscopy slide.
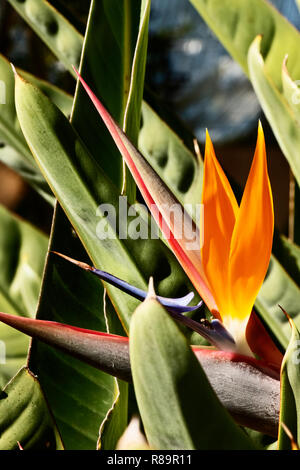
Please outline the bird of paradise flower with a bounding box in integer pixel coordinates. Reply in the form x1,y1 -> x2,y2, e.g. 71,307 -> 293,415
70,68 -> 281,366
0,67 -> 283,377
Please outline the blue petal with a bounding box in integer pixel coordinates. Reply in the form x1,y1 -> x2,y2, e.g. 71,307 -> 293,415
92,268 -> 202,313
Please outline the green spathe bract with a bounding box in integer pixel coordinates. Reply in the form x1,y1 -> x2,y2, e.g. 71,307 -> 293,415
130,296 -> 255,450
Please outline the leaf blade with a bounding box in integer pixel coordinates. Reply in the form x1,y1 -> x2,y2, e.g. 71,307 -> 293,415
130,297 -> 256,449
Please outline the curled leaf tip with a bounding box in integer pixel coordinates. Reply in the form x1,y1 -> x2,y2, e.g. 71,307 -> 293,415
193,138 -> 202,161
10,62 -> 17,76
278,304 -> 294,329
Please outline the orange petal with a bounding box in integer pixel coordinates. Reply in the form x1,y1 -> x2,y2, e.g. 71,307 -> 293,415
228,123 -> 274,327
201,130 -> 239,319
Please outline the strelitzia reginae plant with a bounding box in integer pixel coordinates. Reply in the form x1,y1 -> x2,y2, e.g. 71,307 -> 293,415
0,69 -> 283,444
1,0 -> 300,452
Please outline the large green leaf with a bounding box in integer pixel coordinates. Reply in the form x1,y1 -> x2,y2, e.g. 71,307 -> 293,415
0,367 -> 63,449
247,36 -> 300,188
278,317 -> 300,449
6,0 -> 83,75
0,53 -> 72,203
0,204 -> 48,388
130,295 -> 255,450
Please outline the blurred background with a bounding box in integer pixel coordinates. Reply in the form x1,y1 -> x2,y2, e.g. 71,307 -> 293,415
0,0 -> 299,235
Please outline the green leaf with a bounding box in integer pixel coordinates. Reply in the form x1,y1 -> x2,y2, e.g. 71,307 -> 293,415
7,0 -> 83,75
0,204 -> 48,388
247,35 -> 300,188
255,255 -> 300,349
281,56 -> 300,123
0,53 -> 72,203
122,0 -> 151,200
130,296 -> 255,450
278,316 -> 300,449
189,0 -> 300,88
0,367 -> 63,449
273,234 -> 300,287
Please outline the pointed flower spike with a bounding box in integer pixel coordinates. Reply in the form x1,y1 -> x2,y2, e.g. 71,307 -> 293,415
53,252 -> 202,314
72,67 -> 217,312
228,123 -> 274,344
201,124 -> 274,355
